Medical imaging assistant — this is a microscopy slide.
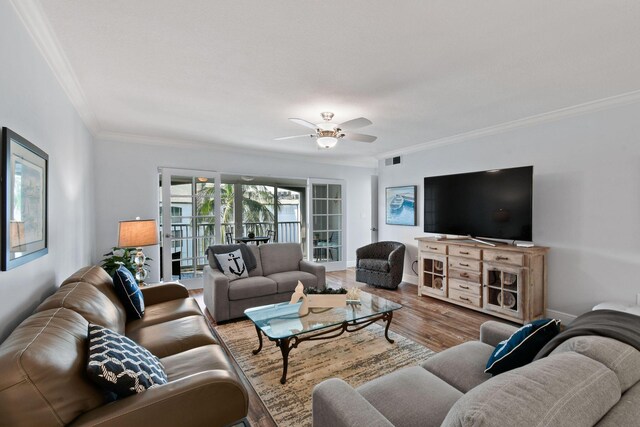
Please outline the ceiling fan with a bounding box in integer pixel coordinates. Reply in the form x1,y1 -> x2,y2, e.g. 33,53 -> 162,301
275,112 -> 377,149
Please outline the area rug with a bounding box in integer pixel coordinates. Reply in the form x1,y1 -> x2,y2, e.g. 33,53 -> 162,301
215,320 -> 435,427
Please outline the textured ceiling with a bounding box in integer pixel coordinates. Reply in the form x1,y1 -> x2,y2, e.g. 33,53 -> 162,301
27,0 -> 640,164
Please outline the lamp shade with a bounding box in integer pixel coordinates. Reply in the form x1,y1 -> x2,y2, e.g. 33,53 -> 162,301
118,219 -> 158,247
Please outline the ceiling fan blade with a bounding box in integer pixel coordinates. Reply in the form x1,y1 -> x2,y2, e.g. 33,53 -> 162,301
289,118 -> 318,130
274,134 -> 314,141
342,133 -> 377,143
338,117 -> 372,130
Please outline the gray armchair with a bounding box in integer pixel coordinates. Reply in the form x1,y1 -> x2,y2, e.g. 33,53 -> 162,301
355,241 -> 406,289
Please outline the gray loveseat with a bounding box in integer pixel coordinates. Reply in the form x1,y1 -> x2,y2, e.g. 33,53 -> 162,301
313,319 -> 640,426
204,243 -> 325,322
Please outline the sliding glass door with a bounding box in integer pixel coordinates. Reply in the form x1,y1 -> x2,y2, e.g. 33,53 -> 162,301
159,169 -> 220,286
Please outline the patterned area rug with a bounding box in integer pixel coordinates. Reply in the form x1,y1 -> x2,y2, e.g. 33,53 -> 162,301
215,320 -> 435,427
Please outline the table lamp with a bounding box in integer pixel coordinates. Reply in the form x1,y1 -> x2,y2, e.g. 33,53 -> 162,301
118,217 -> 158,286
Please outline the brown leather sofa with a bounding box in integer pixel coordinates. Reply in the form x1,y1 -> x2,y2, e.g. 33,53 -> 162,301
0,265 -> 248,426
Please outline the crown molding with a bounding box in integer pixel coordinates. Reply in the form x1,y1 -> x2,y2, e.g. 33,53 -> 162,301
97,131 -> 378,169
376,89 -> 640,160
10,0 -> 100,135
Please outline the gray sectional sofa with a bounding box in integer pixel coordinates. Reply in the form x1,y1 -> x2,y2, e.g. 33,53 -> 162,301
313,319 -> 640,427
204,243 -> 325,322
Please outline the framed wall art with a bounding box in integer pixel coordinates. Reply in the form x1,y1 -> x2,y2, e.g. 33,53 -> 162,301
385,185 -> 417,226
2,128 -> 48,270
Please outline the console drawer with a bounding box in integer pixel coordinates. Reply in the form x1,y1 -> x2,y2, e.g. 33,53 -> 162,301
449,246 -> 481,260
484,250 -> 524,266
448,257 -> 481,272
449,269 -> 482,284
419,242 -> 447,254
449,288 -> 481,308
449,278 -> 481,295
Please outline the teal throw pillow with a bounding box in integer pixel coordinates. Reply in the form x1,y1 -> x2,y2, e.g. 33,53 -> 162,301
112,265 -> 145,319
485,318 -> 561,375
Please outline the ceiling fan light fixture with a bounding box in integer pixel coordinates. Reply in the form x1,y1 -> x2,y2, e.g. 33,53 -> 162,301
317,136 -> 338,149
317,122 -> 335,131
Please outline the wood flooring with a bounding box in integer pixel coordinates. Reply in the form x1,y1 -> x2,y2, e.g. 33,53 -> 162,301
191,268 -> 501,427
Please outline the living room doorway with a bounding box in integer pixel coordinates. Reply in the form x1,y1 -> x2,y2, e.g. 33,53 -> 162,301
159,168 -> 221,287
308,178 -> 346,271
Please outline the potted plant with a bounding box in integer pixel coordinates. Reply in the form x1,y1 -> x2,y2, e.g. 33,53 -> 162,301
101,247 -> 151,277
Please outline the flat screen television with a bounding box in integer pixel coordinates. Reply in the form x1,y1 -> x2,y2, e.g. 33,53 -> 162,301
423,166 -> 533,241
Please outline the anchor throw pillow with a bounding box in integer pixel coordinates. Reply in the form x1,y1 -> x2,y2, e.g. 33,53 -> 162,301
214,249 -> 249,281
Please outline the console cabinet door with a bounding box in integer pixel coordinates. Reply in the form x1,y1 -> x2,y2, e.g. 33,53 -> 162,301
483,262 -> 525,320
419,253 -> 447,297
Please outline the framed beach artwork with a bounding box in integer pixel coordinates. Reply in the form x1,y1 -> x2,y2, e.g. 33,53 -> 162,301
2,128 -> 48,271
385,185 -> 416,226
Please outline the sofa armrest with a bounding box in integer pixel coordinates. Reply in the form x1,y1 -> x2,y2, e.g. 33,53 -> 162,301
140,282 -> 189,305
300,260 -> 326,289
70,370 -> 248,427
313,378 -> 394,427
388,245 -> 405,267
479,320 -> 519,347
203,266 -> 231,322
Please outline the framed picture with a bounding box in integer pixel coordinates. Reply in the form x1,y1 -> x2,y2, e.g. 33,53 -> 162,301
385,185 -> 417,226
2,128 -> 48,270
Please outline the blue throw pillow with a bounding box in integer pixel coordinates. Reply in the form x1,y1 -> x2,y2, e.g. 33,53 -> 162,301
485,318 -> 561,375
87,324 -> 167,398
112,266 -> 145,319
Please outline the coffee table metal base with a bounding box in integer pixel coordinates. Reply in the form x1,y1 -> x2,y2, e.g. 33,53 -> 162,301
252,311 -> 394,384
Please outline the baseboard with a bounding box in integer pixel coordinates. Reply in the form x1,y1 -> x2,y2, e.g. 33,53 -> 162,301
347,260 -> 356,268
545,309 -> 577,324
402,274 -> 418,285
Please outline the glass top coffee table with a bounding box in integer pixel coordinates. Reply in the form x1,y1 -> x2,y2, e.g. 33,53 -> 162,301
245,292 -> 402,384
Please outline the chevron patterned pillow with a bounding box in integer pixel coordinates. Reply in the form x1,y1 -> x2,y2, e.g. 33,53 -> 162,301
87,324 -> 168,398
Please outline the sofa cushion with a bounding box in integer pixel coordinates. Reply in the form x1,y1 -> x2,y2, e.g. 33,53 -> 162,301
422,341 -> 494,392
87,324 -> 168,398
358,366 -> 462,427
125,298 -> 203,334
214,249 -> 249,281
161,345 -> 236,382
61,265 -> 113,287
485,318 -> 561,375
247,244 -> 263,277
35,281 -> 126,333
0,308 -> 106,426
267,271 -> 318,294
358,259 -> 390,272
228,276 -> 278,300
549,335 -> 640,392
442,352 -> 621,427
112,266 -> 145,319
260,243 -> 303,276
595,381 -> 640,427
61,267 -> 127,324
125,315 -> 217,358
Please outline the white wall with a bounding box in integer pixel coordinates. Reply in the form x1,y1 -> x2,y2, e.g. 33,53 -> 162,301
0,2 -> 96,342
93,139 -> 375,282
378,101 -> 640,318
